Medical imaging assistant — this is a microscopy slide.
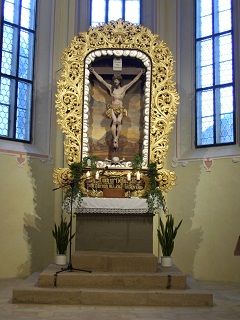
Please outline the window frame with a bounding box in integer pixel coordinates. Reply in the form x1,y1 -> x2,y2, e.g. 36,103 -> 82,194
0,0 -> 37,143
0,0 -> 55,158
175,0 -> 240,162
195,0 -> 236,148
90,0 -> 142,26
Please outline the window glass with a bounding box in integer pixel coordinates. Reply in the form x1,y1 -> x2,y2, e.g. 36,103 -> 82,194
108,0 -> 123,21
91,0 -> 106,26
125,0 -> 140,23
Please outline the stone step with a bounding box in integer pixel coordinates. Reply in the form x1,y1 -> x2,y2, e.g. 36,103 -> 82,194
71,251 -> 158,273
38,264 -> 187,289
12,252 -> 214,307
12,272 -> 213,307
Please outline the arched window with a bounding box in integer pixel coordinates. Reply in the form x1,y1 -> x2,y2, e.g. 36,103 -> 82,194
0,0 -> 37,142
195,0 -> 235,147
90,0 -> 141,26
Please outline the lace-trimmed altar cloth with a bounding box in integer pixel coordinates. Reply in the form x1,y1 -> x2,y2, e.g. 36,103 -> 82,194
76,198 -> 148,214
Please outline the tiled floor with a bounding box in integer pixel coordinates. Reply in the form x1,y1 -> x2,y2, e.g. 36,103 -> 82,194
0,277 -> 239,320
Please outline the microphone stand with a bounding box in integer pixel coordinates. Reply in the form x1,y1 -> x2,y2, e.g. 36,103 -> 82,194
52,180 -> 92,287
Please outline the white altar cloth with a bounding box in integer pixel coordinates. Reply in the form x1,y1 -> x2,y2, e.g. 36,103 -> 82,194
76,197 -> 149,214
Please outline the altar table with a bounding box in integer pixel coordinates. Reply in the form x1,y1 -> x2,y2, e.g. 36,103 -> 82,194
77,197 -> 149,215
75,197 -> 153,253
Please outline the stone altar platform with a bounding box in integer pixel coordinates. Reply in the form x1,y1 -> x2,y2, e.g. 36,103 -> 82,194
12,251 -> 213,307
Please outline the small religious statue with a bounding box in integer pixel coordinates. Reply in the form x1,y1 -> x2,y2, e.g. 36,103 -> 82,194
90,67 -> 145,149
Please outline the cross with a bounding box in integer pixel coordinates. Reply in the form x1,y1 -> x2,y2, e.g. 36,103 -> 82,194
93,67 -> 142,76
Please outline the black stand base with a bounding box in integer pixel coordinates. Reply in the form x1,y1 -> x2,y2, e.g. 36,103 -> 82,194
54,263 -> 92,287
53,181 -> 92,287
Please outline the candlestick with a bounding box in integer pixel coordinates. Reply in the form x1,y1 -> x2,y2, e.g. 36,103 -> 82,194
95,171 -> 99,196
127,172 -> 131,181
128,181 -> 131,198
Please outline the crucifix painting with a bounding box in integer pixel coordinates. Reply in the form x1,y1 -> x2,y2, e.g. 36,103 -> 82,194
88,56 -> 146,162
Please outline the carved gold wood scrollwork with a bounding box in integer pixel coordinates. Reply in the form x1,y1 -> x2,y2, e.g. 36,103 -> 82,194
54,19 -> 179,192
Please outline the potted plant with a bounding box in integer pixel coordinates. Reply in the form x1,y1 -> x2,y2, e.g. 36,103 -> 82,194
52,214 -> 75,265
157,214 -> 183,267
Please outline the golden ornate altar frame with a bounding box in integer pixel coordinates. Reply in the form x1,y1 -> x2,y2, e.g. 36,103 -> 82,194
53,19 -> 179,193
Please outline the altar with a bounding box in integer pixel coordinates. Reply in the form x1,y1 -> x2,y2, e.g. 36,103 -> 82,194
75,197 -> 153,253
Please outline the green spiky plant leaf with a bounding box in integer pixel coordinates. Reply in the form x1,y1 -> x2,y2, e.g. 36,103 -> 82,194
157,214 -> 183,256
52,215 -> 75,254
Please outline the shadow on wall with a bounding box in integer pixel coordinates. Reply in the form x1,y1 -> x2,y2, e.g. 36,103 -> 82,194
169,160 -> 204,277
18,157 -> 54,276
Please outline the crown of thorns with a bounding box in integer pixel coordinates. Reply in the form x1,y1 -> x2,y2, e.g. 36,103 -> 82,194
112,75 -> 122,81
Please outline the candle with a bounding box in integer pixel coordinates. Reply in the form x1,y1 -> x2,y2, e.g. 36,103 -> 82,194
95,171 -> 99,180
87,158 -> 91,166
136,171 -> 141,181
86,171 -> 90,178
127,173 -> 131,181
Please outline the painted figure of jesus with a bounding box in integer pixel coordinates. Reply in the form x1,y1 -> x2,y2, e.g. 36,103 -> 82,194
90,67 -> 145,149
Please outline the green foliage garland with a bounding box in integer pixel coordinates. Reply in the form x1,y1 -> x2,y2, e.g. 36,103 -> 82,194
131,154 -> 143,173
65,156 -> 98,208
146,161 -> 167,214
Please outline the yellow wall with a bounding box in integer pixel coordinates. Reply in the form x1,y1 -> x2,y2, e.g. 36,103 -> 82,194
167,153 -> 240,282
0,154 -> 55,278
